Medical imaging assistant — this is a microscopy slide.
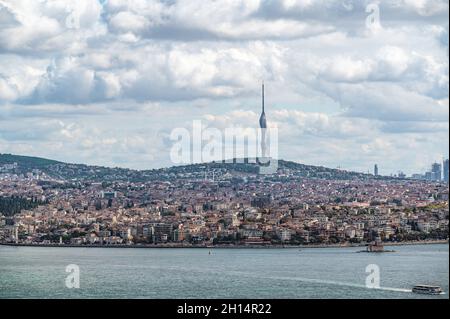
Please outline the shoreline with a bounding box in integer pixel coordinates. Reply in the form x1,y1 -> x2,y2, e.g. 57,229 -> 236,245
0,239 -> 448,249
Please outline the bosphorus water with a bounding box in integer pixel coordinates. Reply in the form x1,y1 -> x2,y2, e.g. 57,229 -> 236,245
0,244 -> 448,299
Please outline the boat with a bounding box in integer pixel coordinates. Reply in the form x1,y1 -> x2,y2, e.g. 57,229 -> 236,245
412,285 -> 444,295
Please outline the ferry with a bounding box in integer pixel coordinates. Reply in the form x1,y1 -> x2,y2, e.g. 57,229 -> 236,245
412,285 -> 444,295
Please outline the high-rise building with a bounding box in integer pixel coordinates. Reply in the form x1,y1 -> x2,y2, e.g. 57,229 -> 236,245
444,159 -> 449,183
431,162 -> 442,181
374,164 -> 379,176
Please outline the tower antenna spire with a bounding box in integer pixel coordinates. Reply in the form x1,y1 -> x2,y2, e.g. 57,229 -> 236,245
259,81 -> 267,129
262,81 -> 265,113
259,81 -> 268,157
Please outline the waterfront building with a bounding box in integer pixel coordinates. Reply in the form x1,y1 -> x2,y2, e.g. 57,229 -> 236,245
279,229 -> 291,241
152,223 -> 173,243
173,225 -> 185,242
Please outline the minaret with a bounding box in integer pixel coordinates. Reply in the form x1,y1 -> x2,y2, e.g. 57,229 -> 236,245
259,82 -> 267,158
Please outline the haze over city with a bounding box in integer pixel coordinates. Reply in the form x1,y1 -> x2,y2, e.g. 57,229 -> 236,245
0,0 -> 448,175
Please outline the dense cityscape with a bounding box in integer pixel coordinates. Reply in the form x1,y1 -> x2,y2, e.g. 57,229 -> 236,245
1,154 -> 448,247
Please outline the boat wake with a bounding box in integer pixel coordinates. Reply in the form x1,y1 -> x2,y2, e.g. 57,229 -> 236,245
229,271 -> 414,294
375,287 -> 412,293
272,276 -> 413,293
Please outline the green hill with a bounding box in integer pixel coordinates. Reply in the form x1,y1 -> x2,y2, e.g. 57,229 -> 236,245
0,153 -> 384,182
0,153 -> 61,169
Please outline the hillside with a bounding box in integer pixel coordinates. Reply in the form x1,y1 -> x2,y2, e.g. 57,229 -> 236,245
0,153 -> 61,168
0,153 -> 379,182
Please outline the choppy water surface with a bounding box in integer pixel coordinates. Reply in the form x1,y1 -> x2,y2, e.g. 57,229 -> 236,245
0,244 -> 448,299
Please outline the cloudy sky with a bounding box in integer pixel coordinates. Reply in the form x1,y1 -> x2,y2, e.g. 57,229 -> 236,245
0,0 -> 448,175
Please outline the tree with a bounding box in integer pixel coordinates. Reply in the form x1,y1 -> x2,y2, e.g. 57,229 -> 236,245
0,196 -> 44,216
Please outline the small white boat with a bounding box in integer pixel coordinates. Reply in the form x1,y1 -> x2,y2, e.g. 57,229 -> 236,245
412,285 -> 444,295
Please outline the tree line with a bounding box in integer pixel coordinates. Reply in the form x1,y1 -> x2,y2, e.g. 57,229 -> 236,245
0,196 -> 46,216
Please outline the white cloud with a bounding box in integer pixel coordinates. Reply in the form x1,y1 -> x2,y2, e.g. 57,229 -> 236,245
0,0 -> 448,173
109,11 -> 150,33
0,0 -> 105,52
401,0 -> 449,16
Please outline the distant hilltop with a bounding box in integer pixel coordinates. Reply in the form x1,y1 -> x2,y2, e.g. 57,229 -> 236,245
0,153 -> 62,168
0,153 -> 390,183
